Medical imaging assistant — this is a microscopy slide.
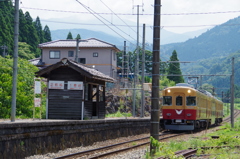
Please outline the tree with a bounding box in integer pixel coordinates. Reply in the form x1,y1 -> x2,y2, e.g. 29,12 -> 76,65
43,25 -> 52,42
19,9 -> 28,42
0,1 -> 13,55
34,16 -> 44,44
76,34 -> 81,39
67,32 -> 73,39
18,42 -> 35,60
24,12 -> 39,56
0,56 -> 38,118
167,50 -> 184,84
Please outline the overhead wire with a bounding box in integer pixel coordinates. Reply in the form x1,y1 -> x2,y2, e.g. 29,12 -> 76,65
20,6 -> 240,16
75,0 -> 137,46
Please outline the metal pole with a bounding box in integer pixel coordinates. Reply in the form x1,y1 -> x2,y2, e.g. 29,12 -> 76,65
230,57 -> 235,128
151,0 -> 161,144
141,24 -> 146,118
11,0 -> 19,122
132,5 -> 140,117
75,38 -> 79,62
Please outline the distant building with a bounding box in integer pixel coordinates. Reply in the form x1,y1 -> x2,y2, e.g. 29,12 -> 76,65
36,38 -> 120,79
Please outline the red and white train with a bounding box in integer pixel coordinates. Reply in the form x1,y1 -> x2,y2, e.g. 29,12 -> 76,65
161,83 -> 223,131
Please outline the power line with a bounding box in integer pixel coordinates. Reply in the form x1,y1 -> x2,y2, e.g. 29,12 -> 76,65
75,0 -> 137,46
20,6 -> 240,16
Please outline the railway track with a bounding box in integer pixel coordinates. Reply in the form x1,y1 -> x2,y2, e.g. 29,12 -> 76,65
55,132 -> 186,159
56,110 -> 240,159
223,109 -> 240,123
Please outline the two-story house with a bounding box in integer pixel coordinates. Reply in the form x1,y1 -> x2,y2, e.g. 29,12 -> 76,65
38,38 -> 120,79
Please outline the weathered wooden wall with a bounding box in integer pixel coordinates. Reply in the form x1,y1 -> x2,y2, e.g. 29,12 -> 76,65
0,118 -> 150,159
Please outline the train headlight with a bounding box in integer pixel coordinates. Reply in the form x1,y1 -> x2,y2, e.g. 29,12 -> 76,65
167,89 -> 171,93
167,113 -> 171,116
187,90 -> 191,93
187,113 -> 192,116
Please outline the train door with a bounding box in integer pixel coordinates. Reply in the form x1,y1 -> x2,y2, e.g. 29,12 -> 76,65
174,93 -> 185,119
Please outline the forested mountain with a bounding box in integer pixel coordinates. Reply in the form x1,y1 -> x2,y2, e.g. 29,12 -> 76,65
161,16 -> 240,62
0,1 -> 51,59
181,50 -> 240,99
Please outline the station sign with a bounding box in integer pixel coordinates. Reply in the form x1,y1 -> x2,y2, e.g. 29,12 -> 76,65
34,81 -> 41,94
68,81 -> 83,90
34,98 -> 41,107
49,80 -> 64,89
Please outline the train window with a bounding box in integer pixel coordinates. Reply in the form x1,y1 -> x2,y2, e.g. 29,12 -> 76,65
176,96 -> 182,106
186,96 -> 196,106
163,96 -> 172,106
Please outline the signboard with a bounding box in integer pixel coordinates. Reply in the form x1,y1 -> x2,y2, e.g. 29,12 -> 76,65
34,98 -> 41,107
34,81 -> 41,94
49,80 -> 64,89
187,77 -> 198,85
68,81 -> 83,90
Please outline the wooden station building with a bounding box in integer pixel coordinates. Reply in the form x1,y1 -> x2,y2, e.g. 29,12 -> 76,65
36,58 -> 115,120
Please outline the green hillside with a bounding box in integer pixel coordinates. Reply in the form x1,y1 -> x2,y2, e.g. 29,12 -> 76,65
161,16 -> 240,62
181,50 -> 240,100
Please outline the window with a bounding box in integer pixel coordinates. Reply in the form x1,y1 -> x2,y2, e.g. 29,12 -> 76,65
93,52 -> 98,57
78,58 -> 86,64
186,96 -> 196,106
68,51 -> 74,57
163,96 -> 172,106
176,96 -> 183,106
50,51 -> 60,59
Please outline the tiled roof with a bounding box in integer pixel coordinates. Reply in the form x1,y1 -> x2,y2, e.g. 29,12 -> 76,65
38,38 -> 120,51
36,58 -> 115,83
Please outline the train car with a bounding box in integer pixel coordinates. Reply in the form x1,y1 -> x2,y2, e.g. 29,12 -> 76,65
161,83 -> 223,131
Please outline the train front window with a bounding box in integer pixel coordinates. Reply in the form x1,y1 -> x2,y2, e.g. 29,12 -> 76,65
176,96 -> 182,106
163,96 -> 172,106
186,96 -> 196,106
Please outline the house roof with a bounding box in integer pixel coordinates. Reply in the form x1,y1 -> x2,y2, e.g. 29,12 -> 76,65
38,38 -> 120,52
36,58 -> 115,83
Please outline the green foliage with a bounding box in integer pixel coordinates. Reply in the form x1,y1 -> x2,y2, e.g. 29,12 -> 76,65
167,50 -> 184,84
145,118 -> 240,158
161,16 -> 240,62
105,111 -> 132,118
76,34 -> 81,39
0,56 -> 38,118
43,25 -> 52,42
0,4 -> 52,58
67,31 -> 73,39
18,42 -> 35,60
34,16 -> 44,44
160,76 -> 175,89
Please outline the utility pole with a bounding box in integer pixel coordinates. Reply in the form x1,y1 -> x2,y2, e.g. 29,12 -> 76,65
151,0 -> 161,153
132,4 -> 142,117
230,57 -> 235,128
11,0 -> 19,122
141,24 -> 146,118
75,38 -> 80,62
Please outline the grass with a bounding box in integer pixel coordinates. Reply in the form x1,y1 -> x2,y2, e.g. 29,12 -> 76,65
105,111 -> 132,118
146,118 -> 240,159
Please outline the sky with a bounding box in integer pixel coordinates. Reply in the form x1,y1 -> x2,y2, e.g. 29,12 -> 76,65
20,0 -> 240,42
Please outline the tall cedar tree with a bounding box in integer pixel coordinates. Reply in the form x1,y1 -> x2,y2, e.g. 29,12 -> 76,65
76,34 -> 81,39
67,32 -> 73,39
34,16 -> 44,44
19,9 -> 28,42
167,50 -> 184,83
0,2 -> 52,58
43,25 -> 52,42
24,12 -> 39,56
0,1 -> 14,55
